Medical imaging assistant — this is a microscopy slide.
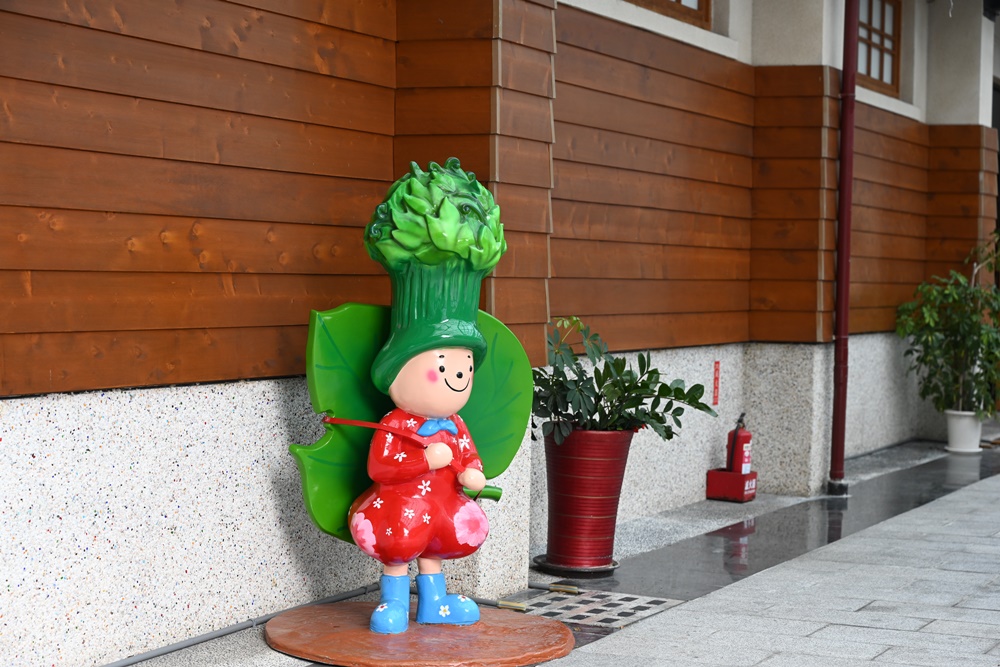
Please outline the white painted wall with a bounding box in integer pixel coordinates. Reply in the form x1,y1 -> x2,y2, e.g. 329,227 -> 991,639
926,0 -> 994,124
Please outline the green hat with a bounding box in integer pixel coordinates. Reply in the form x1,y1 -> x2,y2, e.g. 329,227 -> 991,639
364,158 -> 507,394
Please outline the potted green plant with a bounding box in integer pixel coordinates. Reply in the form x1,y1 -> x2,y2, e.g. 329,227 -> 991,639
531,317 -> 717,575
896,233 -> 1000,454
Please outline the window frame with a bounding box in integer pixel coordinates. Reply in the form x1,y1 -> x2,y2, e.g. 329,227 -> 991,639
627,0 -> 712,30
857,0 -> 902,97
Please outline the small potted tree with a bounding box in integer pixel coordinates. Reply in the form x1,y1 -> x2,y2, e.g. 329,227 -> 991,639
532,317 -> 716,575
896,233 -> 1000,453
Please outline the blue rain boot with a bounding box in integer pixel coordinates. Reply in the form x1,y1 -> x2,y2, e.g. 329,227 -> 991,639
415,573 -> 480,626
370,574 -> 410,634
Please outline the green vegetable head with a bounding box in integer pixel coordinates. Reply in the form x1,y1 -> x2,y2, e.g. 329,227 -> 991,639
364,157 -> 506,273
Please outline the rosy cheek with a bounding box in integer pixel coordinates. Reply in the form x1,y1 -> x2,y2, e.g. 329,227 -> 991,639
426,369 -> 439,383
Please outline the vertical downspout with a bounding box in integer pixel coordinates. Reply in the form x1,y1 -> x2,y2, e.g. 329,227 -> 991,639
829,0 -> 860,496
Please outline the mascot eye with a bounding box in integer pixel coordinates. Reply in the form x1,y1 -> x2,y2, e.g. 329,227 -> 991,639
439,365 -> 446,373
469,365 -> 473,372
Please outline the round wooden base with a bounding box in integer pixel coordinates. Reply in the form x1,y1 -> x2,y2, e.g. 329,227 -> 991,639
265,601 -> 575,667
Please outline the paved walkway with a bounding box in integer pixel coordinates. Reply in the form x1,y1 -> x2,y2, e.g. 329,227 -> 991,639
545,473 -> 1000,667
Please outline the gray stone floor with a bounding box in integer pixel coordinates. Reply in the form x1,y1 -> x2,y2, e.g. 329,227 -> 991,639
546,472 -> 1000,666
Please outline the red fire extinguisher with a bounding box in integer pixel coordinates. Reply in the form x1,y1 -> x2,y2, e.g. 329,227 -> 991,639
726,412 -> 752,475
707,413 -> 757,503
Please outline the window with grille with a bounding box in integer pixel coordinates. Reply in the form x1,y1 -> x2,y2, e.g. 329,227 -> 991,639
858,0 -> 901,96
629,0 -> 711,29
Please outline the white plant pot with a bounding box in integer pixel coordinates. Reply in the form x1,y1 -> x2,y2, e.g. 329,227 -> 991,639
944,409 -> 983,454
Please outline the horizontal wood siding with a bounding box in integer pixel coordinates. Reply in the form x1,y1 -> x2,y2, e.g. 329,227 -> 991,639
751,66 -> 838,343
924,125 -> 999,288
5,1 -> 997,396
847,103 -> 929,333
550,6 -> 752,351
0,3 -> 396,395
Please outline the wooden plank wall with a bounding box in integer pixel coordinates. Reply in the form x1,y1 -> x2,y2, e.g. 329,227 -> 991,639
394,0 -> 555,364
549,6 -> 754,350
751,66 -> 838,343
0,1 -> 397,395
925,125 -> 999,283
3,2 -> 996,396
849,103 -> 930,333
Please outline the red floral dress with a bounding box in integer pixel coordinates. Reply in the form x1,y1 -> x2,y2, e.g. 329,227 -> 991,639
348,408 -> 490,565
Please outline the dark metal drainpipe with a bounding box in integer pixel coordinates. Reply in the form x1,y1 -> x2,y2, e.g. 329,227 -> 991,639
829,0 -> 860,496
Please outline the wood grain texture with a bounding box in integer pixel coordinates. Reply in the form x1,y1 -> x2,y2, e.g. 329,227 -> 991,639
0,77 -> 391,181
0,272 -> 390,333
0,11 -> 394,134
755,66 -> 838,98
396,40 -> 493,88
0,206 -> 380,275
502,0 -> 557,52
556,43 -> 753,125
2,1 -> 396,86
555,83 -> 753,156
500,41 -> 555,97
556,6 -> 753,95
0,143 -> 387,226
554,161 -> 751,218
396,0 -> 493,40
0,326 -> 308,396
551,201 -> 749,248
557,123 -> 752,188
228,0 -> 396,40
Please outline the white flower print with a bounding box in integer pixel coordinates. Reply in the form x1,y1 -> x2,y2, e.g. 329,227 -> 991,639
438,605 -> 450,618
403,508 -> 415,519
458,434 -> 471,451
372,497 -> 383,509
422,513 -> 431,524
376,603 -> 388,612
418,480 -> 431,496
458,595 -> 468,602
386,527 -> 392,536
385,433 -> 394,444
394,451 -> 407,462
403,528 -> 410,536
405,418 -> 418,429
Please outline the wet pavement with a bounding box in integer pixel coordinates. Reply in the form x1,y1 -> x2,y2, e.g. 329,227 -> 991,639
545,445 -> 1000,603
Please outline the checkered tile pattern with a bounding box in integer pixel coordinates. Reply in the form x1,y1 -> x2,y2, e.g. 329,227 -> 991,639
523,590 -> 682,628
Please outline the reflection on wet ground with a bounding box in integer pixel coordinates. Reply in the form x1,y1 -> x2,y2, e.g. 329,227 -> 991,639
552,447 -> 1000,601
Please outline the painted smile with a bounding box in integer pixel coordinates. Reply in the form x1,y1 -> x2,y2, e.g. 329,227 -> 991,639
444,377 -> 471,393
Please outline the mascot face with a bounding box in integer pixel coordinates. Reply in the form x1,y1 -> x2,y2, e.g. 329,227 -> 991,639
388,348 -> 474,418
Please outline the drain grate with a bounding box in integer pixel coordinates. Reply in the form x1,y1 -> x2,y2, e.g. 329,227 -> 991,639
522,590 -> 682,628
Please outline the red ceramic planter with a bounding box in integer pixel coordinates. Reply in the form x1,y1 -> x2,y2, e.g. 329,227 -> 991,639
535,429 -> 634,575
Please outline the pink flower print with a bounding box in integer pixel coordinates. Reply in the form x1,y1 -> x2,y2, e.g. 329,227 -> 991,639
418,480 -> 431,496
453,503 -> 489,547
350,512 -> 377,558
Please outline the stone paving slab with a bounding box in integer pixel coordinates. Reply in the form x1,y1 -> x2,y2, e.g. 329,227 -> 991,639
547,474 -> 1000,666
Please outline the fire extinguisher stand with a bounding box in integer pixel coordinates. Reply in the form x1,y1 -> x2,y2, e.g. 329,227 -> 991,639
706,413 -> 757,503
